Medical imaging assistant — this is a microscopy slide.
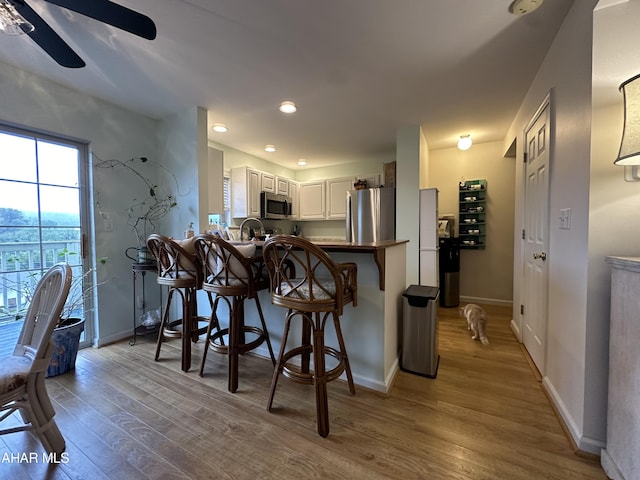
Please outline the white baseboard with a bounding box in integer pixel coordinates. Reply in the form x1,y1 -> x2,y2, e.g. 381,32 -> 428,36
93,329 -> 132,348
601,448 -> 625,480
510,319 -> 522,342
542,376 -> 606,456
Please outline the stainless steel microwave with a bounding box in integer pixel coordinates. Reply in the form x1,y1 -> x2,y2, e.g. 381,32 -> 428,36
260,191 -> 292,219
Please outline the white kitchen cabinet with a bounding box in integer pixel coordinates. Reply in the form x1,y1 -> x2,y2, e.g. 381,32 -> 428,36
326,177 -> 355,220
276,176 -> 289,196
299,181 -> 326,220
288,180 -> 299,219
261,172 -> 275,193
231,166 -> 261,218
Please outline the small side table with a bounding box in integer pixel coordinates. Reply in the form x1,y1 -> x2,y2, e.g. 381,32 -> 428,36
130,262 -> 160,346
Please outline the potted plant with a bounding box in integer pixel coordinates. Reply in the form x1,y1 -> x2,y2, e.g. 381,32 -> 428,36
0,255 -> 109,376
93,154 -> 179,264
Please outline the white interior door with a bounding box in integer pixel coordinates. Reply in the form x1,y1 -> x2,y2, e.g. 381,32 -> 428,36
522,98 -> 550,374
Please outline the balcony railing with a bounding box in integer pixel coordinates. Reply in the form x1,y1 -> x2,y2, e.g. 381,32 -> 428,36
0,240 -> 81,324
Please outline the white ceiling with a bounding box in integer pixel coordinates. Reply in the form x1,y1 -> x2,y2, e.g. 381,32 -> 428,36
0,0 -> 576,169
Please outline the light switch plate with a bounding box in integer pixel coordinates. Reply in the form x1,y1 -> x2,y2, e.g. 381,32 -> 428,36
559,208 -> 571,229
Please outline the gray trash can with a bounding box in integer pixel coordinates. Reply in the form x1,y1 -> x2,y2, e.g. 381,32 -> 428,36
401,285 -> 440,378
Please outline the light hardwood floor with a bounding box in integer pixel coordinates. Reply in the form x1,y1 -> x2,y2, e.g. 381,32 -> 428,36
1,304 -> 607,479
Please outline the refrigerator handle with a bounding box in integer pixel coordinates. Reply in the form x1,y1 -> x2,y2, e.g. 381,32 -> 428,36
346,191 -> 352,242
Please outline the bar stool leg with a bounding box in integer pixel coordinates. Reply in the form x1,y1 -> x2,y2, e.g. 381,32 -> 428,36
228,296 -> 241,393
301,313 -> 312,374
155,287 -> 173,361
180,288 -> 191,372
332,311 -> 356,395
313,312 -> 330,437
254,295 -> 276,366
200,295 -> 226,377
267,309 -> 294,411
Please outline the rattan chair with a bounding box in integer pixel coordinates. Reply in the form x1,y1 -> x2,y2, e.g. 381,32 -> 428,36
262,235 -> 357,437
193,234 -> 275,393
0,263 -> 72,456
147,234 -> 210,372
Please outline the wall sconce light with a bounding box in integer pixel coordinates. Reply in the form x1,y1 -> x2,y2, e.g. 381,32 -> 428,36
615,73 -> 640,166
457,134 -> 472,151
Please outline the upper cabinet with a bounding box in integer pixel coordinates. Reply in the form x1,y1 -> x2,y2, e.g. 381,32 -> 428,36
299,181 -> 326,220
231,167 -> 261,218
261,172 -> 275,193
276,176 -> 289,196
230,165 -> 381,221
326,177 -> 355,220
288,180 -> 299,219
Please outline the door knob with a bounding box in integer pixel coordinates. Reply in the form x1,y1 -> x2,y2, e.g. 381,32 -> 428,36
533,252 -> 547,261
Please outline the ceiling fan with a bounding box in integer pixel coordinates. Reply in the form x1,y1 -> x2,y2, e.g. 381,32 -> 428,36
0,0 -> 156,68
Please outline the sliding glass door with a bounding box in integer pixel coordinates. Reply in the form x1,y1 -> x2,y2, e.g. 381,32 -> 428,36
0,123 -> 92,352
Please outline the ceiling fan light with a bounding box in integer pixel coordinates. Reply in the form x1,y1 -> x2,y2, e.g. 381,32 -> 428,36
0,1 -> 35,35
279,101 -> 297,114
457,135 -> 472,151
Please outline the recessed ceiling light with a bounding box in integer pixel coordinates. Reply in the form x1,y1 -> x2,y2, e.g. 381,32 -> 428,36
212,123 -> 228,133
297,159 -> 307,166
457,134 -> 472,151
279,101 -> 297,114
265,144 -> 276,152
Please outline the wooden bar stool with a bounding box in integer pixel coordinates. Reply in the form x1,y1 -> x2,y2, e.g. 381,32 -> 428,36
262,235 -> 357,437
193,234 -> 275,393
146,234 -> 209,372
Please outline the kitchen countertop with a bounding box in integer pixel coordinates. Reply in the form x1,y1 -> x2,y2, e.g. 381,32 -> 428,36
240,238 -> 409,290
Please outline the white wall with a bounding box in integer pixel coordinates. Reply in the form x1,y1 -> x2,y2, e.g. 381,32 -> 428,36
590,0 -> 640,451
0,60 -> 164,346
504,0 -> 603,453
429,141 -> 515,305
396,126 -> 423,286
158,106 -> 206,237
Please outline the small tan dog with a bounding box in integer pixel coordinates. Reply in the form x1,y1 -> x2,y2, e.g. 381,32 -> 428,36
460,304 -> 489,345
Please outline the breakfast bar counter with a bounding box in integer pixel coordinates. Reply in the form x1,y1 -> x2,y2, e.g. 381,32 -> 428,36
205,238 -> 409,392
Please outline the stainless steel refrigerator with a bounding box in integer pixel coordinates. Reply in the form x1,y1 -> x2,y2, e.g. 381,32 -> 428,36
419,188 -> 439,286
346,187 -> 396,243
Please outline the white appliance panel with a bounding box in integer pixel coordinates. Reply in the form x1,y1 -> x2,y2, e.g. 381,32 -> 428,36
419,250 -> 439,286
419,188 -> 438,249
419,188 -> 439,286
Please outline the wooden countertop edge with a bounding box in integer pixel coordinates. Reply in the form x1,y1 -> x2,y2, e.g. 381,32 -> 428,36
312,240 -> 408,290
311,239 -> 409,252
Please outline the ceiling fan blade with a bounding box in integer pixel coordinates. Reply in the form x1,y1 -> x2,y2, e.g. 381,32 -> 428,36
44,0 -> 157,40
11,0 -> 85,68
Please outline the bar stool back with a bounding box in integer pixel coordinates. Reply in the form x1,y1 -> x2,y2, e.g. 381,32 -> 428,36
193,234 -> 275,393
146,234 -> 209,372
262,235 -> 357,437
